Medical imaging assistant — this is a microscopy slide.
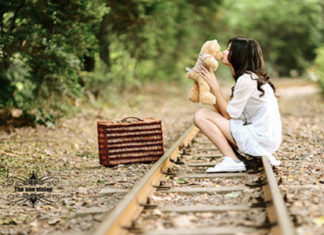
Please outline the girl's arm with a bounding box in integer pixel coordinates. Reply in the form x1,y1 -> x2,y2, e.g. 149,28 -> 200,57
200,66 -> 231,119
211,86 -> 231,120
200,66 -> 256,121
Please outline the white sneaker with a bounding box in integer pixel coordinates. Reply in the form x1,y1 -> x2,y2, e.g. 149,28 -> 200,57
206,156 -> 246,173
265,154 -> 281,166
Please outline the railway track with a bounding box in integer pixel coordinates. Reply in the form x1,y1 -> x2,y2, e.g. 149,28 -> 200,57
93,125 -> 295,235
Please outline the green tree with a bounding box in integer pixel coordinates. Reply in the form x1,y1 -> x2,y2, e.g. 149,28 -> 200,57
312,45 -> 324,95
217,0 -> 324,76
83,0 -> 223,99
0,0 -> 107,123
2,0 -> 323,125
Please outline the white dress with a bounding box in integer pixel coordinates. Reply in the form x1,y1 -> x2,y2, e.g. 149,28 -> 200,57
227,72 -> 282,165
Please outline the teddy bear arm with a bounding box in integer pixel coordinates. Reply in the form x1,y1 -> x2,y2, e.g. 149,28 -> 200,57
204,57 -> 218,71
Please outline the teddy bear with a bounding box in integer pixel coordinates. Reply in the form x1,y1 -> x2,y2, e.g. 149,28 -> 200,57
185,39 -> 223,105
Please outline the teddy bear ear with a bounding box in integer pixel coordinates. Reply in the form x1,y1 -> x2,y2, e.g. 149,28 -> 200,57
214,39 -> 218,43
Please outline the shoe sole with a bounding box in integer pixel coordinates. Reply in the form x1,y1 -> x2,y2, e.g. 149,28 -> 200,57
206,168 -> 246,173
206,170 -> 246,174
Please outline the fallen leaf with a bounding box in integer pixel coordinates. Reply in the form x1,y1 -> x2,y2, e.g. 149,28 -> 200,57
48,218 -> 60,225
199,212 -> 213,218
30,220 -> 38,227
314,216 -> 324,226
226,191 -> 241,198
172,215 -> 194,228
11,109 -> 23,118
152,209 -> 163,216
176,177 -> 186,184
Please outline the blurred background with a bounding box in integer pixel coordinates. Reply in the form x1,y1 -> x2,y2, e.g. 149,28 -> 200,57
1,0 -> 324,125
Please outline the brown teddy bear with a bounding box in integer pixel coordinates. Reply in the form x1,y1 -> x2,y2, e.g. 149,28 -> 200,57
186,40 -> 223,105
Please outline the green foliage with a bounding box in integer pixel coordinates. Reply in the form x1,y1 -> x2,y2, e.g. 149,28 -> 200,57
312,45 -> 324,95
216,0 -> 324,76
1,0 -> 324,125
0,0 -> 106,123
96,0 -> 223,83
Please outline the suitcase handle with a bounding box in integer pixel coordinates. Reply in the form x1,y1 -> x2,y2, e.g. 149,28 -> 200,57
121,116 -> 144,122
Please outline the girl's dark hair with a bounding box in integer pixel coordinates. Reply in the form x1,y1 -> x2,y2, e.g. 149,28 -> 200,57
227,37 -> 278,99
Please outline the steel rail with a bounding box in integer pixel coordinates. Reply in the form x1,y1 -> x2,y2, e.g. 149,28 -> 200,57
93,124 -> 295,235
93,124 -> 200,235
262,156 -> 296,235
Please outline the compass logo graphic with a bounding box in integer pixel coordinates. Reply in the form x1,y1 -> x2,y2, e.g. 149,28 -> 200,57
6,171 -> 60,207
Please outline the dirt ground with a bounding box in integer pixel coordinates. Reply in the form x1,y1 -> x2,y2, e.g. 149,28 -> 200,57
0,78 -> 323,235
274,83 -> 324,235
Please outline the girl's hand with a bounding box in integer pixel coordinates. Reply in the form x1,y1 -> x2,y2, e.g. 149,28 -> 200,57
200,65 -> 220,92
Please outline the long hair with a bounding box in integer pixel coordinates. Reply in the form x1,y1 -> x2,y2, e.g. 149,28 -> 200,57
228,37 -> 279,99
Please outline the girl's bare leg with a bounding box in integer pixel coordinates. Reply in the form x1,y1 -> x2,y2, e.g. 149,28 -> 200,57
193,108 -> 239,160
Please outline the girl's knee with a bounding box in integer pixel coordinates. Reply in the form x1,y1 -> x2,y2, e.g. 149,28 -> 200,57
193,108 -> 209,126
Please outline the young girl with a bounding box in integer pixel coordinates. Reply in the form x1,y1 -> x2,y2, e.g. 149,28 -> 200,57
194,37 -> 282,173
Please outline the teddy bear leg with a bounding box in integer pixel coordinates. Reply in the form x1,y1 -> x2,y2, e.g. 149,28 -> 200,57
188,81 -> 199,103
197,77 -> 216,105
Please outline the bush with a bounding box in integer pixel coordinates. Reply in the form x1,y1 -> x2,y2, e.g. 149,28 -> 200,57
0,0 -> 107,124
312,45 -> 324,96
216,0 -> 324,76
1,0 -> 324,126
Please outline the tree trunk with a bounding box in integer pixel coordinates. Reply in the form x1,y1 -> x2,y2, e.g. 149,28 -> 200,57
97,13 -> 112,70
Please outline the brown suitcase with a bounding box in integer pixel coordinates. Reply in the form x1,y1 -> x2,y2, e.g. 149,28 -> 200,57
97,117 -> 164,166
